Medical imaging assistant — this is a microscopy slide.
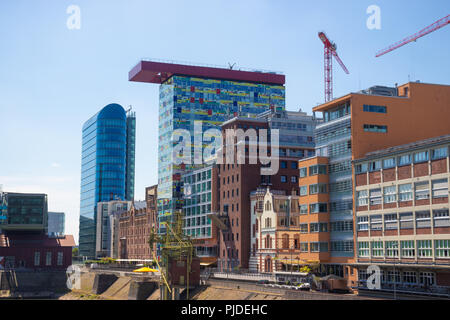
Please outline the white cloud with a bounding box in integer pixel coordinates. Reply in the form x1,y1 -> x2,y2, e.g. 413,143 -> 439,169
51,162 -> 62,168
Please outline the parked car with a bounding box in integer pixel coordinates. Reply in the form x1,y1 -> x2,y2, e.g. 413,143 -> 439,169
257,279 -> 269,285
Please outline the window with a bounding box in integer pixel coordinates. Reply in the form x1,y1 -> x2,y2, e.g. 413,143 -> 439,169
309,203 -> 327,213
363,105 -> 387,113
371,241 -> 384,257
295,243 -> 307,254
369,189 -> 382,205
384,213 -> 398,230
300,224 -> 308,233
401,240 -> 415,258
414,151 -> 429,163
433,209 -> 450,227
355,163 -> 368,174
400,212 -> 414,229
310,243 -> 320,253
383,186 -> 397,203
370,215 -> 382,230
34,252 -> 40,266
416,211 -> 431,228
300,205 -> 308,214
417,240 -> 432,257
403,271 -> 417,284
383,158 -> 396,169
291,162 -> 298,169
385,241 -> 399,257
358,242 -> 370,257
398,183 -> 412,202
432,147 -> 448,160
330,220 -> 353,232
299,186 -> 307,196
309,184 -> 327,194
369,161 -> 381,172
357,216 -> 369,231
357,190 -> 368,207
363,124 -> 387,133
432,179 -> 448,198
419,272 -> 435,286
57,252 -> 64,266
280,161 -> 287,169
435,240 -> 450,258
291,176 -> 298,183
309,165 -> 327,175
46,252 -> 52,266
331,241 -> 353,252
299,167 -> 307,178
386,270 -> 401,283
281,176 -> 287,183
398,154 -> 411,166
415,181 -> 430,200
310,223 -> 319,233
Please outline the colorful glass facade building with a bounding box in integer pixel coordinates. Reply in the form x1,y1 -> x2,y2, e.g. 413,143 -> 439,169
79,103 -> 136,259
129,60 -> 286,235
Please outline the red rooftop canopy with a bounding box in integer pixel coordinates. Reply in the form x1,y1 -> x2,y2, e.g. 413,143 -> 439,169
128,60 -> 285,85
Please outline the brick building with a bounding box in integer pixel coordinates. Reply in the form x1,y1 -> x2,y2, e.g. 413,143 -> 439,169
354,134 -> 450,294
214,109 -> 316,271
118,185 -> 158,260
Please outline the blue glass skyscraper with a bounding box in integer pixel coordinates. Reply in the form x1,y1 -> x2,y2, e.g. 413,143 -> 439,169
79,103 -> 136,258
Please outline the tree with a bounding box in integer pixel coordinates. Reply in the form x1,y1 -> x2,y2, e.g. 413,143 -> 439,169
72,247 -> 79,258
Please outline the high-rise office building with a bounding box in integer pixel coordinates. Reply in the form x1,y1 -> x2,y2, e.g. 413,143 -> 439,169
79,103 -> 136,259
129,60 -> 286,234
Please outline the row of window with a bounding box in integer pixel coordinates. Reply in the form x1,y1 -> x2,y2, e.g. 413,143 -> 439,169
300,222 -> 329,233
300,183 -> 327,196
299,203 -> 328,214
299,164 -> 327,177
34,251 -> 64,266
355,146 -> 449,173
358,239 -> 450,258
357,179 -> 449,206
280,161 -> 299,169
358,270 -> 435,286
363,124 -> 387,133
357,209 -> 450,231
184,192 -> 212,207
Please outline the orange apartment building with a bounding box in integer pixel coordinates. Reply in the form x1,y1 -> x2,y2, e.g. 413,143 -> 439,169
298,82 -> 450,285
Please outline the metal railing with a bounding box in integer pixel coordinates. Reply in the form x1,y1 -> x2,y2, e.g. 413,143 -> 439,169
137,58 -> 285,75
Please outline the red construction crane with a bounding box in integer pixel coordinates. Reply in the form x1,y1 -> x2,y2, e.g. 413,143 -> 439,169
376,14 -> 450,57
318,32 -> 350,102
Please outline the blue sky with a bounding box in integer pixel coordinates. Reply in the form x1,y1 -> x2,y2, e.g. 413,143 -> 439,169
0,0 -> 449,243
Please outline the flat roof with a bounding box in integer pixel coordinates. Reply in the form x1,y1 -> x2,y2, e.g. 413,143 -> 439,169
356,134 -> 450,162
129,60 -> 285,85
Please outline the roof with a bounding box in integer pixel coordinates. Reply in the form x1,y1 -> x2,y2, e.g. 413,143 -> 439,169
129,60 -> 285,85
0,234 -> 76,248
356,134 -> 450,162
133,201 -> 147,210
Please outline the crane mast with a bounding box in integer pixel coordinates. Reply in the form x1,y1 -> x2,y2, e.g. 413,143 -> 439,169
318,32 -> 350,102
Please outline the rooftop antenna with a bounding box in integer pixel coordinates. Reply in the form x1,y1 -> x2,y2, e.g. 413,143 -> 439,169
228,62 -> 236,70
